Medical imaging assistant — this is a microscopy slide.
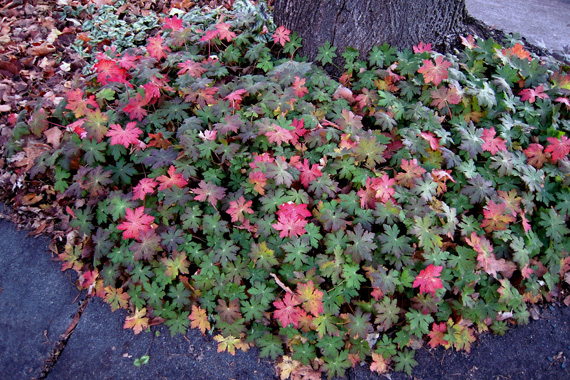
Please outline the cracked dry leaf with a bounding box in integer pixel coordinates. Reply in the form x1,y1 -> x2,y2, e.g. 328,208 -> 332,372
44,127 -> 63,148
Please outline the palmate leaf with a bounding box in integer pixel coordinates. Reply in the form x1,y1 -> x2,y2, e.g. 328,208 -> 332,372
296,281 -> 324,317
322,349 -> 351,379
393,349 -> 418,376
263,157 -> 294,186
410,215 -> 442,252
538,208 -> 570,242
353,135 -> 387,169
315,201 -> 348,232
257,333 -> 284,359
412,264 -> 443,297
480,199 -> 516,232
378,224 -> 413,258
282,238 -> 312,270
316,41 -> 337,66
461,174 -> 495,204
457,122 -> 484,159
130,230 -> 162,261
345,223 -> 377,263
366,266 -> 400,295
374,297 -> 400,331
317,246 -> 345,283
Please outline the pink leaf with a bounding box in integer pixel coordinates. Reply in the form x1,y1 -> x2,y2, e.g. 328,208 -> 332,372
226,196 -> 254,223
413,264 -> 443,297
106,122 -> 142,148
192,180 -> 226,207
117,207 -> 154,240
272,26 -> 291,47
132,178 -> 158,201
156,165 -> 188,191
481,127 -> 507,155
545,136 -> 570,162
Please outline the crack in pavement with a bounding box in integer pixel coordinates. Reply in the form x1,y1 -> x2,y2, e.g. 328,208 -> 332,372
38,295 -> 91,379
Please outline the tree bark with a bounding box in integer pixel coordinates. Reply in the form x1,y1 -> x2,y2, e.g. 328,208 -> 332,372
274,0 -> 468,64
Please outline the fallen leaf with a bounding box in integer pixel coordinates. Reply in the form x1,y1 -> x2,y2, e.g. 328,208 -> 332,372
27,42 -> 56,56
44,127 -> 63,148
21,193 -> 43,206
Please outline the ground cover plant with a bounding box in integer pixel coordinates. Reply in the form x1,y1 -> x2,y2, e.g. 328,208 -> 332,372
4,0 -> 570,378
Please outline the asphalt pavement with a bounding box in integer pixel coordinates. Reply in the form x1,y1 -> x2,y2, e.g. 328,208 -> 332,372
1,1 -> 570,380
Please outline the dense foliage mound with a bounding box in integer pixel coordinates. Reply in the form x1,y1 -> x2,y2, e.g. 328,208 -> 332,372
5,1 -> 570,378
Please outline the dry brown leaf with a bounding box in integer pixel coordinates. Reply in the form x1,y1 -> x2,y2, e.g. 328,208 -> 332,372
27,42 -> 56,56
44,127 -> 63,148
13,144 -> 50,172
21,193 -> 43,206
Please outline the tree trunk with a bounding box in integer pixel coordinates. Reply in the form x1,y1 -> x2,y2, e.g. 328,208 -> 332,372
274,0 -> 468,66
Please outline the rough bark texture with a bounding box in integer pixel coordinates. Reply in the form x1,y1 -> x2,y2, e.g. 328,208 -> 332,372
274,0 -> 468,63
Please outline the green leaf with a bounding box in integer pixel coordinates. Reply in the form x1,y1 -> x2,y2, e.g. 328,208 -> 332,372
323,350 -> 351,379
316,41 -> 337,66
257,333 -> 284,359
393,349 -> 418,375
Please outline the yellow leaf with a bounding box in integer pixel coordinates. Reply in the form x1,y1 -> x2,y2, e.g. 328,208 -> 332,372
124,308 -> 149,334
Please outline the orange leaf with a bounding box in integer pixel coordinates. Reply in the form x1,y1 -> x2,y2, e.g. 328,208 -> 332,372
189,305 -> 210,335
124,308 -> 149,334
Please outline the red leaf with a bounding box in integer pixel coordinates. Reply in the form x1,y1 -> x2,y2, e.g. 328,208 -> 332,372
523,143 -> 548,168
248,171 -> 267,195
413,41 -> 432,53
360,174 -> 396,206
132,178 -> 158,201
272,25 -> 291,47
413,264 -> 443,297
428,322 -> 449,348
123,93 -> 149,121
177,60 -> 206,77
156,165 -> 188,191
466,233 -> 516,279
215,22 -> 236,42
481,127 -> 507,155
555,97 -> 570,110
264,124 -> 294,146
65,89 -> 98,118
291,76 -> 309,98
430,85 -> 462,110
146,34 -> 170,60
93,59 -> 129,86
297,158 -> 323,188
545,135 -> 570,162
502,43 -> 531,61
224,89 -> 248,110
163,16 -> 184,31
200,29 -> 219,42
226,196 -> 254,223
396,158 -> 426,188
117,207 -> 155,240
460,35 -> 478,49
117,53 -> 140,70
272,202 -> 310,238
420,131 -> 441,151
273,292 -> 303,328
106,121 -> 142,148
418,56 -> 452,86
480,199 -> 516,233
272,213 -> 307,238
519,85 -> 549,104
277,203 -> 311,220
